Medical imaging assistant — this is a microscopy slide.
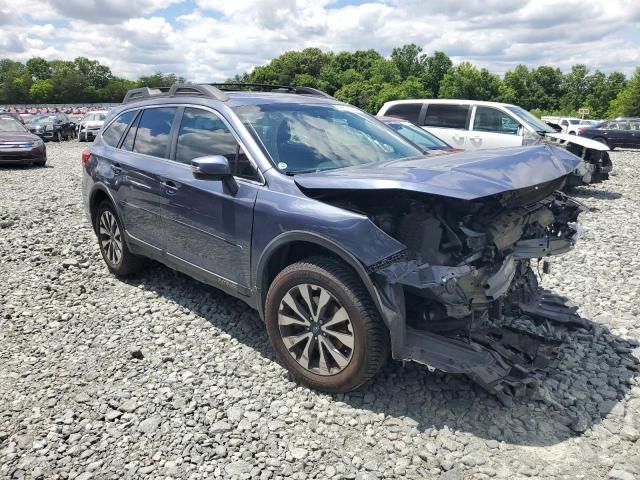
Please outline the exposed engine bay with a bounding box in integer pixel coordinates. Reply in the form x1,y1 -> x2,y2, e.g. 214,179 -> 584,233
312,180 -> 589,397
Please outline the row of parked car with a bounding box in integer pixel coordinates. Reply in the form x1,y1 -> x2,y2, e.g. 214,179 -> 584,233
0,110 -> 109,143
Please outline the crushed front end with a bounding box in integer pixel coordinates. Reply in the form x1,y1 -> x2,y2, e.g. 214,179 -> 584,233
294,145 -> 592,397
362,182 -> 588,396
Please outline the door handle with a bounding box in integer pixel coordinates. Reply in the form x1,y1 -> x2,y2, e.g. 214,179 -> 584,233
161,180 -> 179,195
110,163 -> 122,174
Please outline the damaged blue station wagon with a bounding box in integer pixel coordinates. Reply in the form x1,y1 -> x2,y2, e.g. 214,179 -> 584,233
82,83 -> 587,396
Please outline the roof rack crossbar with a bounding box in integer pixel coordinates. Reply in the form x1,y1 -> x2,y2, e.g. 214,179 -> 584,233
122,82 -> 334,104
122,83 -> 229,104
207,83 -> 335,99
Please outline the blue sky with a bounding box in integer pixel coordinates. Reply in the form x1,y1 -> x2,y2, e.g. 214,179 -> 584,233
0,0 -> 638,80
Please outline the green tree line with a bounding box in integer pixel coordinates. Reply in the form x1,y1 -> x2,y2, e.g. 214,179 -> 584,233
2,47 -> 639,118
0,57 -> 185,104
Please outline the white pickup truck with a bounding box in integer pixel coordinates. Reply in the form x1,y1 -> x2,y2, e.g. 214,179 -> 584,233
541,116 -> 600,135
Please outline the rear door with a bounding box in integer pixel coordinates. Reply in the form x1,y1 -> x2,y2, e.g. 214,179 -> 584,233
467,105 -> 523,150
421,103 -> 469,149
116,106 -> 179,249
600,121 -> 628,148
382,103 -> 423,124
161,106 -> 260,289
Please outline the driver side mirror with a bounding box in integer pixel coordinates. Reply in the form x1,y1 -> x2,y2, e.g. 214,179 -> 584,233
191,155 -> 231,179
191,155 -> 238,195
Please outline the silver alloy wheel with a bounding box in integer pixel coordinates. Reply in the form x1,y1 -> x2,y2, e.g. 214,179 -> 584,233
99,210 -> 123,266
277,283 -> 355,376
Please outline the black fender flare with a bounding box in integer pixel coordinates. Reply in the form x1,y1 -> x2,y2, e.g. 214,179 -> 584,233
253,231 -> 388,323
88,183 -> 123,229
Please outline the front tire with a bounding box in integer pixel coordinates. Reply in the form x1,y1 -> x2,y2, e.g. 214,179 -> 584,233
94,201 -> 144,276
265,256 -> 389,393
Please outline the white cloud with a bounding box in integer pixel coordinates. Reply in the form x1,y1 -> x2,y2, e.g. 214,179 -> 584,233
0,0 -> 638,81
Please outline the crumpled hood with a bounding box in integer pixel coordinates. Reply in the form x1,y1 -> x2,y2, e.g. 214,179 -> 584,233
544,132 -> 609,151
294,145 -> 582,201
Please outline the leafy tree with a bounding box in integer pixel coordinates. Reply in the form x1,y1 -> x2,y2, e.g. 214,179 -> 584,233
26,57 -> 51,81
29,79 -> 54,103
608,68 -> 640,117
499,65 -> 530,108
391,44 -> 427,80
423,51 -> 452,97
137,72 -> 186,88
439,62 -> 501,100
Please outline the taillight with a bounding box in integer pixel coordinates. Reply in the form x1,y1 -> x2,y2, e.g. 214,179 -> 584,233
81,149 -> 90,169
577,128 -> 584,136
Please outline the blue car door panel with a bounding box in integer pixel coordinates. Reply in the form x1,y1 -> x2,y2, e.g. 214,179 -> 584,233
161,107 -> 260,288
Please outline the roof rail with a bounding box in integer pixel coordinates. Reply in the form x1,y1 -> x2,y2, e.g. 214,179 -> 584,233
208,83 -> 335,99
122,83 -> 229,104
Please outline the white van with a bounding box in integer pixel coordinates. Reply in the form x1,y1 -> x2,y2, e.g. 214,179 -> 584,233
377,99 -> 611,185
377,99 -> 607,153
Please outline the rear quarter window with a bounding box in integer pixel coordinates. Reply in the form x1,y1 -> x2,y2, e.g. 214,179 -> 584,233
384,103 -> 422,124
423,104 -> 470,129
102,111 -> 136,147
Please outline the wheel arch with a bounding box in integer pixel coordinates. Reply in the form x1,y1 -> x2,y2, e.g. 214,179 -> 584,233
254,232 -> 386,323
88,185 -> 119,231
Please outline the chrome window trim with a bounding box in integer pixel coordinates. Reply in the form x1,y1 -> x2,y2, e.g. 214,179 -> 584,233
100,102 -> 266,186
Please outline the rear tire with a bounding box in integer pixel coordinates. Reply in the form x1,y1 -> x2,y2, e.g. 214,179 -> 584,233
94,201 -> 144,276
264,256 -> 389,393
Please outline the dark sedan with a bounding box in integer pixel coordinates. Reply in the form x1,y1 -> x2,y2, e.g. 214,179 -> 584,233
27,113 -> 76,142
578,118 -> 640,149
377,115 -> 462,155
0,116 -> 47,166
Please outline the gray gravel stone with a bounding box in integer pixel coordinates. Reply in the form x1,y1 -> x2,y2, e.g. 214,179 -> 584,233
1,143 -> 639,480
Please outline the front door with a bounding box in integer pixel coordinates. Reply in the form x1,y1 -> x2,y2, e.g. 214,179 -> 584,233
466,106 -> 523,150
161,107 -> 260,288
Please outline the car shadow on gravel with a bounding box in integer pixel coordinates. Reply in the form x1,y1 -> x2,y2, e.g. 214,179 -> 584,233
568,186 -> 623,200
126,262 -> 639,447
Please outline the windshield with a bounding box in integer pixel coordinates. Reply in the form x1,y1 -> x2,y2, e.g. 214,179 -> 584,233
30,116 -> 56,125
83,113 -> 107,122
234,103 -> 422,174
0,118 -> 27,132
386,121 -> 450,150
569,119 -> 580,124
505,106 -> 555,133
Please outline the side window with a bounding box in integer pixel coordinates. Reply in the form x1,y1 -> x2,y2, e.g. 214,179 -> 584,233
472,106 -> 519,135
121,111 -> 140,151
560,120 -> 568,127
384,103 -> 422,124
176,107 -> 259,181
630,121 -> 640,131
133,107 -> 177,158
102,110 -> 135,147
423,104 -> 469,129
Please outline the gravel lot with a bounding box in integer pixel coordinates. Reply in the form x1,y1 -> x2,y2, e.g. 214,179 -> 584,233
1,141 -> 640,480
